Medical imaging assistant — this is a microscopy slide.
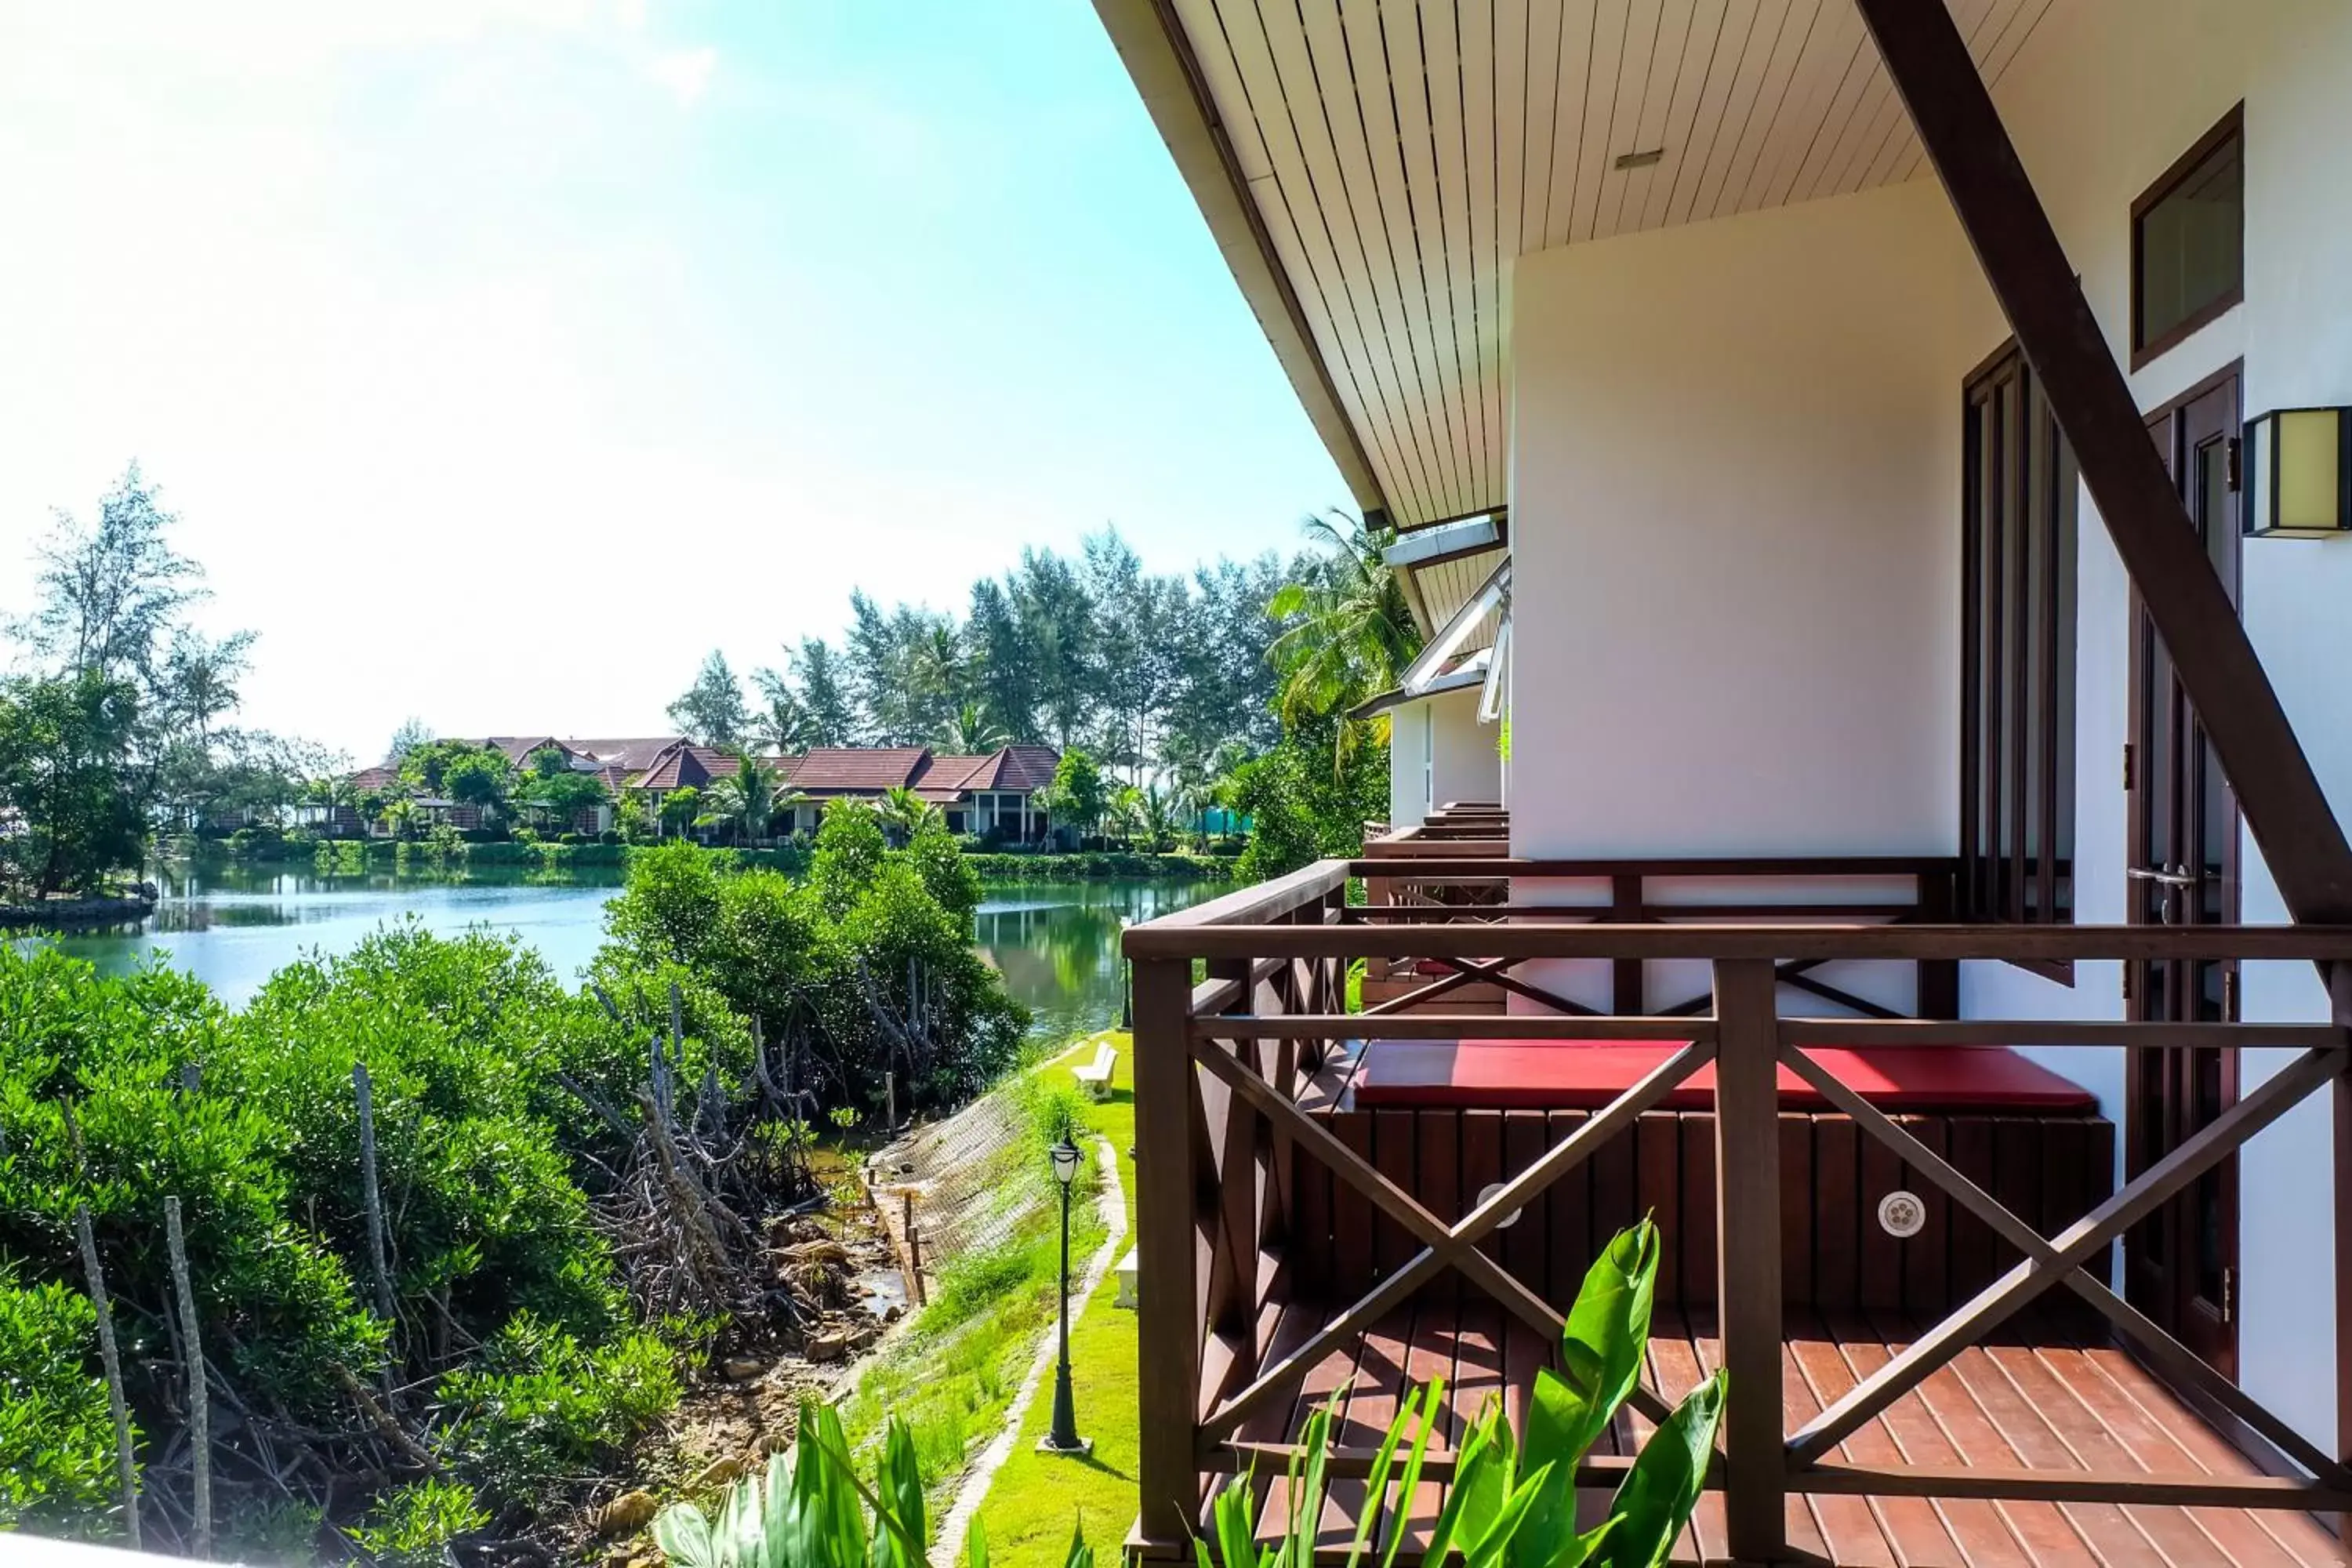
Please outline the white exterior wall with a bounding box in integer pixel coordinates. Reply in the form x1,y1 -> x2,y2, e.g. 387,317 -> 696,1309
1509,178 -> 1987,859
1386,687 -> 1501,829
1504,0 -> 2352,1445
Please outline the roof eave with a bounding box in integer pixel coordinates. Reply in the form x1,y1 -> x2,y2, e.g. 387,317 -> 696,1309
1093,0 -> 1388,519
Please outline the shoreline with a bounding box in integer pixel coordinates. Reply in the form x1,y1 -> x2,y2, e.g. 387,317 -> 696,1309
0,893 -> 159,931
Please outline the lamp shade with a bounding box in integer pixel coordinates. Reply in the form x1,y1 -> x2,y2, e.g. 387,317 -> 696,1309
1050,1138 -> 1082,1186
2245,406 -> 2352,538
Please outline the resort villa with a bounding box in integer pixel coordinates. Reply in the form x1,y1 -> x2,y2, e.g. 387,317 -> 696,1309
335,736 -> 1063,844
1103,0 -> 2352,1562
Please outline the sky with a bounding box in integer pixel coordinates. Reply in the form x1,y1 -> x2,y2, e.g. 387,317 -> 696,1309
0,1 -> 1350,764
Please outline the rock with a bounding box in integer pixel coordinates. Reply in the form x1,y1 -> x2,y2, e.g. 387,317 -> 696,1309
807,1329 -> 855,1363
884,1303 -> 906,1323
595,1490 -> 659,1537
721,1356 -> 767,1381
690,1454 -> 746,1490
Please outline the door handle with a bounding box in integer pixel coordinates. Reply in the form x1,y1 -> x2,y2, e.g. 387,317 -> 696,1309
2127,865 -> 2203,889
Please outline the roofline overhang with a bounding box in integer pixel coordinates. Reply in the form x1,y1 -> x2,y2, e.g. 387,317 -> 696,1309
1383,512 -> 1507,572
1093,0 -> 1389,519
1396,559 -> 1511,695
1348,657 -> 1490,720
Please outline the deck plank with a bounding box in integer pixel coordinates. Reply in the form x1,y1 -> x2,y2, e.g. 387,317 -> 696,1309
2071,1342 -> 2327,1568
1987,1340 -> 2219,1567
1246,1293 -> 2345,1567
1924,1316 -> 2160,1566
1253,1301 -> 1359,1545
1831,1314 -> 2026,1565
1771,1334 -> 1850,1562
1323,1309 -> 1412,1550
1790,1310 -> 1965,1566
1646,1308 -> 1721,1565
1878,1319 -> 2100,1566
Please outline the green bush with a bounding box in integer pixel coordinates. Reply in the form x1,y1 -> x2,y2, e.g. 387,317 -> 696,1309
0,1274 -> 119,1533
598,821 -> 1025,1120
0,932 -> 687,1553
434,1315 -> 683,1501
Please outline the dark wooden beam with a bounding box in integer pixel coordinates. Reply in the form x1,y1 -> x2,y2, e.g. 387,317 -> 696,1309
1854,0 -> 2352,924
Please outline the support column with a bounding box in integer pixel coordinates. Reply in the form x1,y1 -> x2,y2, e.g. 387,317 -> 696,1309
1131,955 -> 1202,1551
1715,959 -> 1786,1563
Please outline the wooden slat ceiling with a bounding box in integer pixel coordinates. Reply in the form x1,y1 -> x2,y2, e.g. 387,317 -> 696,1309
1160,0 -> 2060,528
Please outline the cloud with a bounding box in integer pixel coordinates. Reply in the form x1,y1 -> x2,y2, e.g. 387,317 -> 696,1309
647,45 -> 716,107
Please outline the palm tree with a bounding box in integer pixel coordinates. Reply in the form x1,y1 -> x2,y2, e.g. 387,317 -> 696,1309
1266,510 -> 1423,760
877,784 -> 939,843
705,753 -> 783,845
936,701 -> 1011,755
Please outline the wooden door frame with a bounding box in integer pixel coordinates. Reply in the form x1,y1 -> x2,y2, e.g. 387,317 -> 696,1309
2125,361 -> 2245,1378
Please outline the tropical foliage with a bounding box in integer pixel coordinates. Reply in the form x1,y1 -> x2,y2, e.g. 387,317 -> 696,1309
668,528 -> 1303,786
1,464 -> 345,894
0,932 -> 696,1555
595,815 -> 1022,1117
655,1402 -> 1091,1568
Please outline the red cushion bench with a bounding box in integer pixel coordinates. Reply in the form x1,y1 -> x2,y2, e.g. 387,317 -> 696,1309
1351,1037 -> 2096,1113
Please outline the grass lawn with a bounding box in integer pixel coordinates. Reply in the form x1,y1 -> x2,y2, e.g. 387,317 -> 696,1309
972,1041 -> 1142,1567
839,1034 -> 1131,1511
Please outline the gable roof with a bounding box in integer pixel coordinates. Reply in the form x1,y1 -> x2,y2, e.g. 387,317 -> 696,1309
960,745 -> 1061,793
562,736 -> 692,772
630,742 -> 742,794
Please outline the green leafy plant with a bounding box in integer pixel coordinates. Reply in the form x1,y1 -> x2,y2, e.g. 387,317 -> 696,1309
655,1402 -> 933,1568
347,1478 -> 490,1568
0,1274 -> 121,1532
658,1401 -> 1094,1568
1200,1222 -> 1725,1568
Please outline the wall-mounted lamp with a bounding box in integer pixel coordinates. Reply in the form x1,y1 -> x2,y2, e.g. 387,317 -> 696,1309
2244,406 -> 2352,538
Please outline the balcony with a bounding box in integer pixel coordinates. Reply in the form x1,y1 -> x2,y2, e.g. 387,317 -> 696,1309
1121,851 -> 2352,1566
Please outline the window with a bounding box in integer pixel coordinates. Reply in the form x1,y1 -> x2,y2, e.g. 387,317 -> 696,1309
2132,106 -> 2242,367
1962,344 -> 2078,929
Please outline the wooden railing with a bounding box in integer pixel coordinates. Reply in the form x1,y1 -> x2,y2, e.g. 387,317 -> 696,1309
1121,856 -> 2352,1562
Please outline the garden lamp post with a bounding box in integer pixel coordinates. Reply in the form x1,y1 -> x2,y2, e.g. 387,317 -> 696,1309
1041,1134 -> 1091,1454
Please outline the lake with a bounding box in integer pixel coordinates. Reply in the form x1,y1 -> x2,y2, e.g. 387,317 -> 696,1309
24,862 -> 1224,1042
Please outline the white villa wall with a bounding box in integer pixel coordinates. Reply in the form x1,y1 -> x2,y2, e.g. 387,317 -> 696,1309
1505,0 -> 2352,1446
1508,178 -> 1986,862
1387,687 -> 1500,829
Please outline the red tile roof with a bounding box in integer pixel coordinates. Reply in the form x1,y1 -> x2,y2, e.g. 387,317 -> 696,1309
967,745 -> 1060,793
630,743 -> 742,794
771,745 -> 1060,799
787,747 -> 934,793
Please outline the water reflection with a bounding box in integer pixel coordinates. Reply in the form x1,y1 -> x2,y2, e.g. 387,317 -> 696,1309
27,863 -> 1218,1040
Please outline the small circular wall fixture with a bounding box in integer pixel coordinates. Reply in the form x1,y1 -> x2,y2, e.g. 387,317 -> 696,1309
1878,1190 -> 1927,1239
1475,1182 -> 1522,1229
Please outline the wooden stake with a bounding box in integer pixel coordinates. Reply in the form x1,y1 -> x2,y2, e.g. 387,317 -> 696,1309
886,1071 -> 896,1131
163,1196 -> 210,1558
73,1204 -> 140,1549
354,1063 -> 395,1322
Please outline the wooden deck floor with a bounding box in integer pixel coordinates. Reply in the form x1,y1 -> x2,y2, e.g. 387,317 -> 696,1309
1238,1300 -> 2344,1566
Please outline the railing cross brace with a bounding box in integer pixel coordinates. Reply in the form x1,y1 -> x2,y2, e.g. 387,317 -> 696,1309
1789,1044 -> 2351,1463
1191,1036 -> 1711,1438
